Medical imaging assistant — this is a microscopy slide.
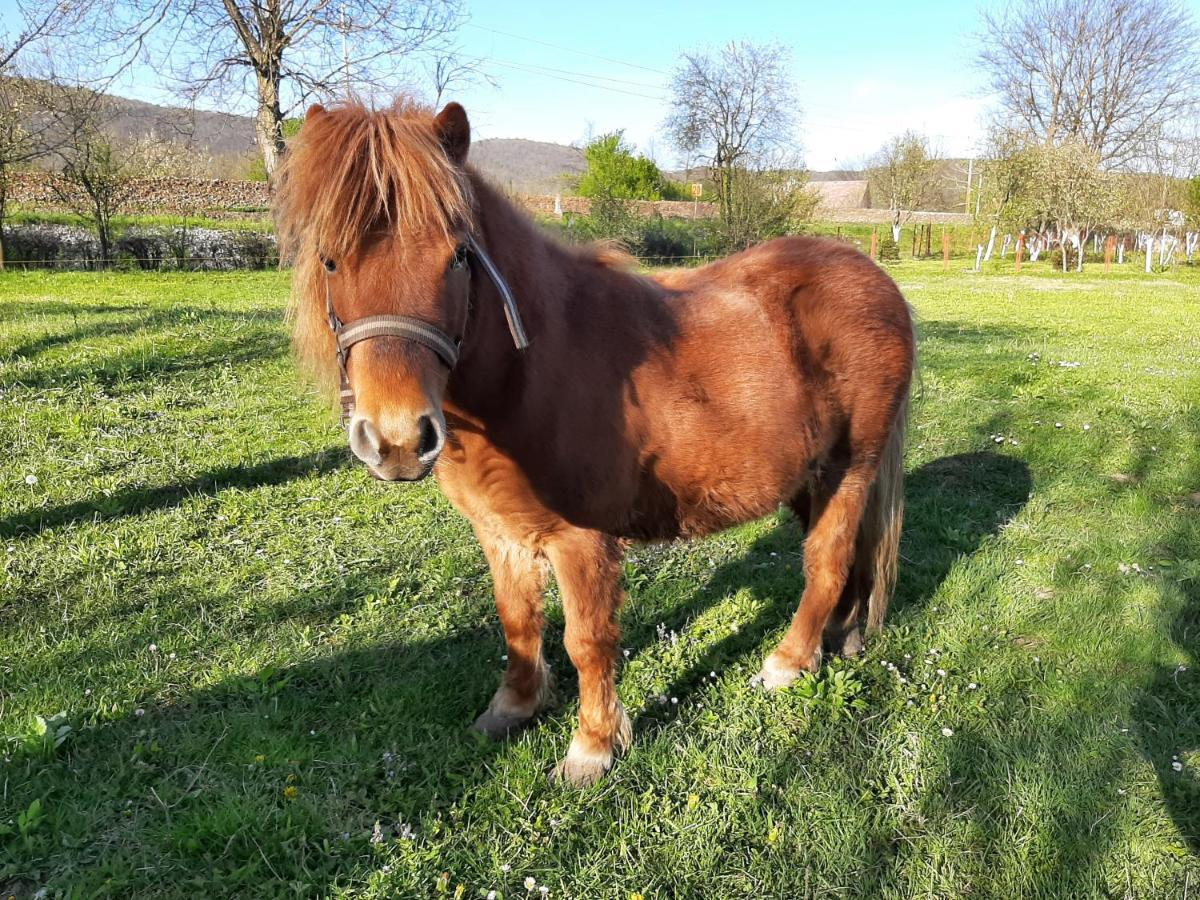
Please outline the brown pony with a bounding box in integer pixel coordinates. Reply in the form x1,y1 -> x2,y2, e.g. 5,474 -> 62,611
276,98 -> 914,786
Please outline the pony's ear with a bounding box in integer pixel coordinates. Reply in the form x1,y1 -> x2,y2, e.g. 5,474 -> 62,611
305,104 -> 325,122
434,102 -> 470,165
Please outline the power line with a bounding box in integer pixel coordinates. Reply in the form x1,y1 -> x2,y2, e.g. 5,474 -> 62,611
465,23 -> 671,77
466,54 -> 664,90
468,55 -> 665,101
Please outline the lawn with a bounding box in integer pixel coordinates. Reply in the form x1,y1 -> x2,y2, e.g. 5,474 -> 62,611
1,259 -> 1198,898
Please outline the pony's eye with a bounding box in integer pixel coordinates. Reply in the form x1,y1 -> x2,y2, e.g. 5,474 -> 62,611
323,258 -> 337,273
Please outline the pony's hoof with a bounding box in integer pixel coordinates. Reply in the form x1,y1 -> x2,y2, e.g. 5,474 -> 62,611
839,627 -> 864,658
549,749 -> 613,788
472,709 -> 531,741
751,651 -> 819,690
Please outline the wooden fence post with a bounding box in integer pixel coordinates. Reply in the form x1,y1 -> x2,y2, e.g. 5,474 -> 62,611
1015,234 -> 1024,273
870,228 -> 878,260
1104,234 -> 1115,273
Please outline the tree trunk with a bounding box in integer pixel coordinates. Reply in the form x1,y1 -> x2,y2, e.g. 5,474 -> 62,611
0,179 -> 6,271
983,225 -> 997,261
1145,234 -> 1153,273
96,206 -> 110,267
255,72 -> 286,178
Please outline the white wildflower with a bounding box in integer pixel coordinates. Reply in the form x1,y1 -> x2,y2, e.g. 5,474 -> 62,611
941,727 -> 954,737
24,474 -> 37,485
525,876 -> 537,890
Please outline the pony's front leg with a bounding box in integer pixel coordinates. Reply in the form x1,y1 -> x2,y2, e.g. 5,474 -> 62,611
472,535 -> 553,739
545,530 -> 631,787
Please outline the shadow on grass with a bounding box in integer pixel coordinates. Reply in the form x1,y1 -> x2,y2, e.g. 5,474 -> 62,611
615,451 -> 1033,723
1131,407 -> 1200,854
0,449 -> 349,539
0,304 -> 287,391
0,451 -> 1035,895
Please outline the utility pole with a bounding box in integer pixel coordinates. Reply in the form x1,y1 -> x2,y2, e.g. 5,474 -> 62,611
965,157 -> 973,214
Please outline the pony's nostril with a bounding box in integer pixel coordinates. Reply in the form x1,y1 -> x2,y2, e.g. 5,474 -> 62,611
348,416 -> 384,466
416,415 -> 440,458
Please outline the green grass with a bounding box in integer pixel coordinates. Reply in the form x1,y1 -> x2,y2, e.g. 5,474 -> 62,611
1,260 -> 1198,898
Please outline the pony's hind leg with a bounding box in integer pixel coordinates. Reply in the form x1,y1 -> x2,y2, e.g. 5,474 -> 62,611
756,465 -> 875,689
823,553 -> 870,658
790,482 -> 865,657
544,529 -> 631,787
472,534 -> 553,739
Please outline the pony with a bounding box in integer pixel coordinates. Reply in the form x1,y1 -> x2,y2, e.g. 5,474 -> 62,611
275,98 -> 915,787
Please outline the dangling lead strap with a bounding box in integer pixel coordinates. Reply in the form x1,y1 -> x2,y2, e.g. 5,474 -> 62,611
466,234 -> 530,350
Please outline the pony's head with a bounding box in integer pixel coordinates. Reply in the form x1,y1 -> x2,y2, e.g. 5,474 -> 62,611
277,98 -> 474,481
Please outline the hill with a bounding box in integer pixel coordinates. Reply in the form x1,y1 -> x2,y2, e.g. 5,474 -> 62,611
468,138 -> 585,195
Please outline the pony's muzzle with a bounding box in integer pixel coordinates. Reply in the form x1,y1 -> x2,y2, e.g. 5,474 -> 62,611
348,411 -> 444,481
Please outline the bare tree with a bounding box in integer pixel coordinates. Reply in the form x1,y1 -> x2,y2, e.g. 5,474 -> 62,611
0,0 -> 86,71
975,126 -> 1041,260
867,131 -> 939,242
1,2 -> 99,266
1028,140 -> 1120,271
978,0 -> 1200,168
50,89 -> 192,265
82,0 -> 464,177
1117,129 -> 1199,267
665,42 -> 799,239
426,49 -> 495,108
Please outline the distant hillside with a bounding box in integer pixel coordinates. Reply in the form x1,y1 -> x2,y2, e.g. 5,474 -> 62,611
469,138 -> 585,195
7,79 -> 257,171
102,95 -> 257,160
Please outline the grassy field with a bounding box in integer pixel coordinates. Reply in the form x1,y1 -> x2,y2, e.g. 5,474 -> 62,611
1,259 -> 1198,898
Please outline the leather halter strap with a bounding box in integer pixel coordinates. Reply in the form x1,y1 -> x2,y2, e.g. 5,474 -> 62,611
324,235 -> 529,426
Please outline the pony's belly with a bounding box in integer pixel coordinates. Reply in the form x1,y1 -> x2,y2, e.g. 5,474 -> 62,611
624,455 -> 806,541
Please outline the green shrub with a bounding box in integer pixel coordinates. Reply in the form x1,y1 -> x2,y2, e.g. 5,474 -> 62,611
878,229 -> 900,262
576,132 -> 670,201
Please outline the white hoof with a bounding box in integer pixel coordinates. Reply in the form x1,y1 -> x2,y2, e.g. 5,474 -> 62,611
751,651 -> 818,690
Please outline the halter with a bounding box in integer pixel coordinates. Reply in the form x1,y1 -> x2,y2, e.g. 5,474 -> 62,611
324,233 -> 529,425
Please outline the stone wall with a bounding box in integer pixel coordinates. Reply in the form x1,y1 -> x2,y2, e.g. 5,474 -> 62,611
7,170 -> 970,225
8,171 -> 272,216
7,171 -> 718,221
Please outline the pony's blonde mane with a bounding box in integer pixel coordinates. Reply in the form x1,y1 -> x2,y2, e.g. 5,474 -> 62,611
275,98 -> 474,387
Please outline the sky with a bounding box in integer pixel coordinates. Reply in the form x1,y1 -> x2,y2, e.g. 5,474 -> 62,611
6,0 -> 1195,170
444,0 -> 992,169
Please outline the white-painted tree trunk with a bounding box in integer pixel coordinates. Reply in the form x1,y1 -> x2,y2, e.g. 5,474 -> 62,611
892,223 -> 901,243
983,225 -> 997,261
1001,234 -> 1012,257
1118,241 -> 1124,264
1145,234 -> 1154,273
975,245 -> 984,271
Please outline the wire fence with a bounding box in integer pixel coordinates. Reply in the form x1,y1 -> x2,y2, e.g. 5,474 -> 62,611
1,253 -> 723,271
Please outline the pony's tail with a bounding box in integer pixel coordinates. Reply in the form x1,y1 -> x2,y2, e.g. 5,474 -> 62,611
863,390 -> 908,633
